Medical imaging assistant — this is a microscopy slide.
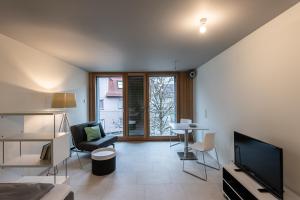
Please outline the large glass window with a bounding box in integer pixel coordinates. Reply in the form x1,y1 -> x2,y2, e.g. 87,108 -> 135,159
149,76 -> 176,136
96,76 -> 123,136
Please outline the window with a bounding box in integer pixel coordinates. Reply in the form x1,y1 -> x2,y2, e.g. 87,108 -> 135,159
149,76 -> 176,136
117,81 -> 123,89
99,99 -> 104,110
100,119 -> 105,129
97,76 -> 123,137
94,73 -> 180,139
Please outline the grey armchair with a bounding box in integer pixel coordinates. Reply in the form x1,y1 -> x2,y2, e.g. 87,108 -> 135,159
70,121 -> 118,167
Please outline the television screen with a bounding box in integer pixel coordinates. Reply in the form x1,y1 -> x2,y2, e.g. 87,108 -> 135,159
234,132 -> 283,199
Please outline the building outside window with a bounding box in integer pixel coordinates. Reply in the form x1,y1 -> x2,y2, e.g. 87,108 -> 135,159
97,77 -> 123,136
100,119 -> 105,129
99,99 -> 104,110
117,80 -> 123,89
118,99 -> 123,109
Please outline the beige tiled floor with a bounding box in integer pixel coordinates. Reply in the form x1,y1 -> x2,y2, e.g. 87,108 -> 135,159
65,142 -> 225,200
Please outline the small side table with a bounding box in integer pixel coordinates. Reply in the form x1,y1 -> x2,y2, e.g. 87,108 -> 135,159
91,148 -> 116,176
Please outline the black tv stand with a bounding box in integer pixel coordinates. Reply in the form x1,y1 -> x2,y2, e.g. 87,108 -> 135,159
234,168 -> 243,172
223,163 -> 279,200
258,188 -> 269,193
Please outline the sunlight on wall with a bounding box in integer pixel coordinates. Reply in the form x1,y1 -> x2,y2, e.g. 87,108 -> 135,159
0,33 -> 74,93
0,33 -> 88,121
13,57 -> 69,92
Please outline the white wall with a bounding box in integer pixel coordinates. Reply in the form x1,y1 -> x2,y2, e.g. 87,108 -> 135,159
0,33 -> 88,180
194,3 -> 300,194
0,33 -> 88,124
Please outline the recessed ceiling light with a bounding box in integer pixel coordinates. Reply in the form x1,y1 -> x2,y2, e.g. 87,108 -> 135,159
199,18 -> 207,34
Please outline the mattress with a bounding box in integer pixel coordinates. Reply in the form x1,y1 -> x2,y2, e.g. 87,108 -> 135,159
0,183 -> 54,200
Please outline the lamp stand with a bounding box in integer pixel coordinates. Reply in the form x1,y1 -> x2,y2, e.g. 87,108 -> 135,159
59,113 -> 70,132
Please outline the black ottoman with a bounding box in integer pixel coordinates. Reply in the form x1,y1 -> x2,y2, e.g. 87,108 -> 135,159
91,148 -> 116,176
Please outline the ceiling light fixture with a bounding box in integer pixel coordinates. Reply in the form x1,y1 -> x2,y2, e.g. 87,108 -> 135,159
199,18 -> 207,34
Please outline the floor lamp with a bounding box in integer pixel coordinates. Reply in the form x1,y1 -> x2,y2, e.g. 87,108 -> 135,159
51,92 -> 77,132
50,93 -> 76,174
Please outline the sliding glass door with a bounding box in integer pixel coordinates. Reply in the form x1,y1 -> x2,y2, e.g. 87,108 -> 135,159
96,76 -> 124,136
149,75 -> 176,136
127,75 -> 145,136
94,73 -> 177,139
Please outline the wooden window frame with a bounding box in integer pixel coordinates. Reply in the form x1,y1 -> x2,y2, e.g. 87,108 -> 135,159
89,72 -> 193,141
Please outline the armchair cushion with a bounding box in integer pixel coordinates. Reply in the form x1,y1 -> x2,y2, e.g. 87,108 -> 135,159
84,126 -> 101,141
78,135 -> 118,152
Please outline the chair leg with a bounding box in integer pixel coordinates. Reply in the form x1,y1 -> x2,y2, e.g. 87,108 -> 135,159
215,148 -> 221,170
192,133 -> 195,144
202,152 -> 208,181
182,151 -> 207,181
196,150 -> 221,170
170,134 -> 181,147
76,151 -> 83,169
70,147 -> 75,157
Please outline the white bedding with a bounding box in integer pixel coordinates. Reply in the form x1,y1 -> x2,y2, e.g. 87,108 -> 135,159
41,184 -> 72,200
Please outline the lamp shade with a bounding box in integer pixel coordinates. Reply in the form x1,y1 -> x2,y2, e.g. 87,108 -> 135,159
51,93 -> 77,108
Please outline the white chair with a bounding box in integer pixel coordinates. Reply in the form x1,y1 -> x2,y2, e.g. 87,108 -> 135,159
183,132 -> 220,181
169,118 -> 194,147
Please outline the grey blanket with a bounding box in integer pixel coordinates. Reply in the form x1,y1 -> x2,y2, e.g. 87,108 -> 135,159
0,183 -> 54,200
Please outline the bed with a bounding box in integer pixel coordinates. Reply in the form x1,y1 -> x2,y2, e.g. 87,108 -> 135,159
41,184 -> 73,200
0,183 -> 74,200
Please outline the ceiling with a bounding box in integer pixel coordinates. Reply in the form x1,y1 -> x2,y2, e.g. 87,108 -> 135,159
0,0 -> 298,72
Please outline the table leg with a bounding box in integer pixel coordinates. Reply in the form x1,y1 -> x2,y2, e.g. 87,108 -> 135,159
177,128 -> 197,160
184,129 -> 188,158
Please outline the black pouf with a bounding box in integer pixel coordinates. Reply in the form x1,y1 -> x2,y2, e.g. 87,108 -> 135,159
91,148 -> 116,176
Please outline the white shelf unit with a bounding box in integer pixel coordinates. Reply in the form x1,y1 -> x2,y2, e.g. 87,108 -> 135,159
0,112 -> 70,184
17,176 -> 69,184
3,154 -> 51,167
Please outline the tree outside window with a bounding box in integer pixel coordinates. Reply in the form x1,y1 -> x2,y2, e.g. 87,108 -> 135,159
149,76 -> 176,136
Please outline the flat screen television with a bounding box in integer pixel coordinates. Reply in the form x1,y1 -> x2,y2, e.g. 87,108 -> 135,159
234,132 -> 283,199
